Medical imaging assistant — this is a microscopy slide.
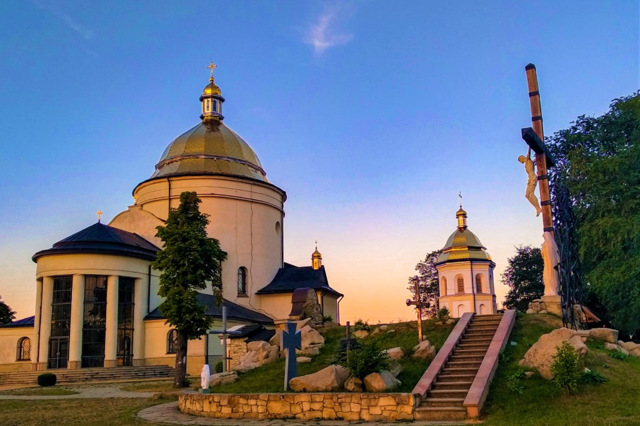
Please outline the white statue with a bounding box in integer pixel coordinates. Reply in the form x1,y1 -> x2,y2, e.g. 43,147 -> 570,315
200,363 -> 211,390
518,147 -> 542,217
541,232 -> 560,296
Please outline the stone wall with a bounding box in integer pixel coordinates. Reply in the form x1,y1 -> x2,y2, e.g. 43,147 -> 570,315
179,392 -> 415,421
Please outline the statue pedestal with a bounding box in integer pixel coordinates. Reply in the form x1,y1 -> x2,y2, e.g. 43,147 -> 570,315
541,295 -> 562,316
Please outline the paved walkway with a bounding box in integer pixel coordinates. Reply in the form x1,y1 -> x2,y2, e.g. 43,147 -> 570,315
0,384 -> 155,400
138,402 -> 470,426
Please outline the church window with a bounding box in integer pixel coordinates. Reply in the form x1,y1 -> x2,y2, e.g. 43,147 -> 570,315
212,100 -> 217,112
17,337 -> 30,361
456,275 -> 464,293
82,275 -> 108,368
441,277 -> 447,296
117,277 -> 135,366
237,267 -> 247,295
167,329 -> 178,354
476,274 -> 483,293
49,276 -> 72,369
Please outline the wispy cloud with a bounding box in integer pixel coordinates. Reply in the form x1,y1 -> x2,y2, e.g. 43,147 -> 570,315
33,0 -> 94,40
304,6 -> 353,56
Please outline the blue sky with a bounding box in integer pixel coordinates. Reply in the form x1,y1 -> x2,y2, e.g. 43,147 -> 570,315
0,1 -> 638,322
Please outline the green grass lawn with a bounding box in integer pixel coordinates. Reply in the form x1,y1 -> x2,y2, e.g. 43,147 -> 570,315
0,386 -> 79,396
0,398 -> 172,426
209,319 -> 454,393
120,379 -> 176,393
483,313 -> 640,425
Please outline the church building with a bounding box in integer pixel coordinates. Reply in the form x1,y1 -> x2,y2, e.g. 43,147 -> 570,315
0,67 -> 343,375
436,206 -> 497,317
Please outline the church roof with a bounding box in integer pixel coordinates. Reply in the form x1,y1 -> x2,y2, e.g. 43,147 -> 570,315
147,121 -> 268,183
436,209 -> 494,265
145,293 -> 273,325
32,222 -> 159,262
256,264 -> 343,297
0,316 -> 34,328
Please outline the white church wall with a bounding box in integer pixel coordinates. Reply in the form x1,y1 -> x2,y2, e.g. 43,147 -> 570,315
0,327 -> 34,372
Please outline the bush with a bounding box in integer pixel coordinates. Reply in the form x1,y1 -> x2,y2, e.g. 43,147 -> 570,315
581,368 -> 607,384
551,342 -> 583,393
608,350 -> 628,361
353,319 -> 371,332
322,315 -> 333,323
345,339 -> 389,380
214,361 -> 223,373
506,369 -> 526,394
436,307 -> 450,324
37,373 -> 57,387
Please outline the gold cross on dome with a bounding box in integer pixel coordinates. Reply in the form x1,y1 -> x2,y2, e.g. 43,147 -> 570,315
97,210 -> 103,222
207,62 -> 217,79
458,191 -> 463,208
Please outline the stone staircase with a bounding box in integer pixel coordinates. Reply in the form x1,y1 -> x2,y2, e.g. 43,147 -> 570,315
415,314 -> 503,421
0,365 -> 175,385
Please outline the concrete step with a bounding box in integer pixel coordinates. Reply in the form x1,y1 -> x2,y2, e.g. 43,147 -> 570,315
421,397 -> 465,408
435,373 -> 477,382
414,406 -> 467,421
454,348 -> 488,354
428,389 -> 469,398
457,342 -> 491,349
440,367 -> 480,375
432,380 -> 473,390
447,361 -> 482,369
449,355 -> 485,363
0,366 -> 175,385
465,326 -> 499,333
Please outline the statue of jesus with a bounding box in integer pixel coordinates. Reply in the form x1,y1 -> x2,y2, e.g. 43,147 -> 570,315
518,147 -> 542,217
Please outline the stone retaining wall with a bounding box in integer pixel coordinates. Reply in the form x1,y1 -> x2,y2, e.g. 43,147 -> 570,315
179,392 -> 415,421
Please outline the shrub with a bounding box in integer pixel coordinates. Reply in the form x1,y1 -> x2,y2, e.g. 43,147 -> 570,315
37,373 -> 57,387
581,368 -> 607,384
214,361 -> 223,373
436,307 -> 450,324
551,342 -> 583,393
346,339 -> 389,380
608,350 -> 628,361
322,315 -> 333,323
506,369 -> 526,394
353,319 -> 371,332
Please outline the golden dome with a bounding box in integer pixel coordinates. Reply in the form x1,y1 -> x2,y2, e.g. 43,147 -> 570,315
203,78 -> 221,96
436,209 -> 493,265
149,121 -> 268,182
312,249 -> 322,259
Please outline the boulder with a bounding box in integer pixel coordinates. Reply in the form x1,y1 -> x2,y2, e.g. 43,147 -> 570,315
384,347 -> 404,361
620,341 -> 640,356
412,340 -> 436,360
289,365 -> 349,392
526,309 -> 535,314
379,325 -> 389,331
297,356 -> 312,363
353,330 -> 369,339
300,325 -> 325,347
209,371 -> 238,387
344,377 -> 363,392
363,370 -> 401,392
301,289 -> 324,327
236,341 -> 279,372
589,328 -> 619,344
298,344 -> 321,356
519,328 -> 588,379
539,310 -> 548,314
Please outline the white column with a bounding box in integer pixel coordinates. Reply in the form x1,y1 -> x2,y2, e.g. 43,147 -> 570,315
104,275 -> 119,368
133,277 -> 147,366
37,277 -> 53,370
68,274 -> 85,369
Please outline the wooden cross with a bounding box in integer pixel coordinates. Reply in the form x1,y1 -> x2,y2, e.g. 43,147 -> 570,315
406,280 -> 429,342
207,62 -> 217,79
97,210 -> 103,223
282,321 -> 301,391
522,64 -> 555,235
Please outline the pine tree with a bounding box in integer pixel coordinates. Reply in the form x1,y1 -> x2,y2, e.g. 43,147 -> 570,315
502,246 -> 544,312
153,191 -> 227,387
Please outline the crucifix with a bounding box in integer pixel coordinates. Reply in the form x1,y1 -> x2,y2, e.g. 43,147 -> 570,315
281,321 -> 301,391
97,210 -> 103,223
207,62 -> 217,80
520,64 -> 561,312
406,279 -> 429,342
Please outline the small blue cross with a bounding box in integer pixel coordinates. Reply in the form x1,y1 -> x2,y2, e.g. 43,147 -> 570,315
282,321 -> 302,390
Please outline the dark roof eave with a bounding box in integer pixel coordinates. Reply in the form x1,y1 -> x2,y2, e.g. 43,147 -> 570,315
32,248 -> 157,263
435,258 -> 496,268
257,287 -> 343,297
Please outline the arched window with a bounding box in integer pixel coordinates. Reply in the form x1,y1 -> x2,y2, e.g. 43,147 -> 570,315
441,277 -> 447,296
476,274 -> 483,293
167,329 -> 178,354
17,337 -> 30,361
456,275 -> 464,293
237,267 -> 247,295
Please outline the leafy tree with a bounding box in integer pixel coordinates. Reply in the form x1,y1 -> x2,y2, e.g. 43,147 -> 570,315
502,246 -> 544,312
0,297 -> 16,325
153,191 -> 227,387
407,250 -> 442,318
548,93 -> 640,334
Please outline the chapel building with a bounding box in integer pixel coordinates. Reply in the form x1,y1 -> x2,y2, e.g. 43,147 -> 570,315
0,69 -> 343,375
436,207 -> 497,317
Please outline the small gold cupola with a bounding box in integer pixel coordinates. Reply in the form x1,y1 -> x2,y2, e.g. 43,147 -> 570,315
311,241 -> 323,270
456,193 -> 467,230
200,62 -> 225,122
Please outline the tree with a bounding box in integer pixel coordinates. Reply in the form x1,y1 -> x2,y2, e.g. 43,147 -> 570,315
152,191 -> 227,387
548,93 -> 640,334
407,250 -> 442,318
0,297 -> 16,325
502,246 -> 544,312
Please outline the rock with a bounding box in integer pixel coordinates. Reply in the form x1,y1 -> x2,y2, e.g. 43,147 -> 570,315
539,310 -> 548,314
298,344 -> 322,356
589,328 -> 619,344
370,327 -> 381,336
236,341 -> 279,372
620,341 -> 640,356
604,342 -> 619,351
519,328 -> 588,379
353,330 -> 369,339
289,365 -> 349,392
301,325 -> 325,347
209,371 -> 238,387
524,371 -> 534,379
379,325 -> 389,331
384,347 -> 404,361
526,309 -> 535,314
619,347 -> 630,356
412,340 -> 436,360
344,377 -> 363,392
446,319 -> 455,325
269,332 -> 281,347
364,370 -> 401,392
297,356 -> 312,363
631,347 -> 640,357
388,361 -> 403,377
301,289 -> 324,327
